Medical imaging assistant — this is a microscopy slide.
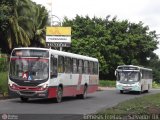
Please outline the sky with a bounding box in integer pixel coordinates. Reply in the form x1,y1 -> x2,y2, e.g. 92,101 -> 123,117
32,0 -> 160,56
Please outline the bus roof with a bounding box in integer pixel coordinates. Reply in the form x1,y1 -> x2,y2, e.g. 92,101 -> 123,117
117,65 -> 152,71
12,47 -> 98,62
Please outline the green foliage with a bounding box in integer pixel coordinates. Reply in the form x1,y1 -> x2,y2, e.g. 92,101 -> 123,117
147,53 -> 160,82
0,72 -> 8,96
28,2 -> 49,47
99,93 -> 160,115
0,0 -> 48,53
0,59 -> 8,72
152,81 -> 160,88
63,15 -> 158,79
99,80 -> 116,87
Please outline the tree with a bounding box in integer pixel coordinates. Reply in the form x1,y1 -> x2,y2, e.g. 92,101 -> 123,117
0,0 -> 48,53
0,0 -> 31,52
29,2 -> 48,47
63,15 -> 158,79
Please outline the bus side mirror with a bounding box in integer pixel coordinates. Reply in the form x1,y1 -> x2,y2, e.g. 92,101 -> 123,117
115,71 -> 117,76
140,73 -> 142,78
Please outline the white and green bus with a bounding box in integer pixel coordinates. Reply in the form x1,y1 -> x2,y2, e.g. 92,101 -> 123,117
115,65 -> 152,94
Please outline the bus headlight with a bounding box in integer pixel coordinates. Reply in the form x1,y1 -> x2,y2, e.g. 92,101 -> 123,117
9,83 -> 16,90
37,84 -> 48,91
134,82 -> 140,87
116,82 -> 123,88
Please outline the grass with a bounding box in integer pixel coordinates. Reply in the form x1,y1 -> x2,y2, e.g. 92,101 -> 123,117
98,93 -> 160,115
0,72 -> 8,96
152,81 -> 160,89
99,80 -> 116,87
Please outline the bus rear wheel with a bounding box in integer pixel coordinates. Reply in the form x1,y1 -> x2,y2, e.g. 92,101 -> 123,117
56,86 -> 63,103
20,97 -> 29,102
78,85 -> 87,99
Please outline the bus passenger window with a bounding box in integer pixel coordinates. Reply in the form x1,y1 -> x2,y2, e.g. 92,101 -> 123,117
73,59 -> 78,73
93,62 -> 98,74
84,61 -> 89,74
65,57 -> 72,73
78,60 -> 83,74
89,62 -> 93,74
58,56 -> 64,73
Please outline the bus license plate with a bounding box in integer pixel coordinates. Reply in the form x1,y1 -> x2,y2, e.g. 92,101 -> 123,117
123,86 -> 131,90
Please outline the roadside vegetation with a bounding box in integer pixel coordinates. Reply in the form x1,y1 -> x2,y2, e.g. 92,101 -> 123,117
0,56 -> 8,96
99,80 -> 116,87
0,72 -> 8,96
97,93 -> 160,116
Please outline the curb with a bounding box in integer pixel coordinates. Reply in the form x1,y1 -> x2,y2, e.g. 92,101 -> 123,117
0,93 -> 10,100
98,87 -> 116,91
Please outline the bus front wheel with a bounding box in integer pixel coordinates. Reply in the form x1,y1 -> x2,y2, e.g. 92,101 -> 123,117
120,90 -> 123,94
138,86 -> 142,94
20,97 -> 29,102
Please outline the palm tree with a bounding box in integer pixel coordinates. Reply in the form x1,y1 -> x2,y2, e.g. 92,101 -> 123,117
29,3 -> 48,47
7,0 -> 31,49
0,0 -> 48,52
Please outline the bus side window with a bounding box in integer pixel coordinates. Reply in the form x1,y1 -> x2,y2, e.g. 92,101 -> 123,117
50,55 -> 57,78
65,57 -> 72,73
78,59 -> 83,74
58,56 -> 64,73
73,58 -> 78,74
93,62 -> 98,75
89,61 -> 93,74
84,61 -> 89,74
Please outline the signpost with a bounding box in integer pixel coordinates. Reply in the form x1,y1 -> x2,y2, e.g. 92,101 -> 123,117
46,27 -> 71,50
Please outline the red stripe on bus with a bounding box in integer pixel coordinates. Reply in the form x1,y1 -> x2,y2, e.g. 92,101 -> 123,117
47,85 -> 98,98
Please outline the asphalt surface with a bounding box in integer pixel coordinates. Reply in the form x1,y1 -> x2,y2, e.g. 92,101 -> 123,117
0,89 -> 160,120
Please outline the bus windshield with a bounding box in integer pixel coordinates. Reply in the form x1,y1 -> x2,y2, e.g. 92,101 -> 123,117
9,58 -> 49,81
117,71 -> 139,82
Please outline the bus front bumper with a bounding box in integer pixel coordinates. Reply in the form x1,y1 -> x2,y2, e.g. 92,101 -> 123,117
116,83 -> 141,92
8,88 -> 49,98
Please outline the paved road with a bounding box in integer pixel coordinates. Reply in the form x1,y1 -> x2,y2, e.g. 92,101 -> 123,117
0,89 -> 160,120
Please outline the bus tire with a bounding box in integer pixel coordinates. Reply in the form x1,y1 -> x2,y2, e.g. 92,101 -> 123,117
20,97 -> 29,102
56,86 -> 63,103
120,90 -> 123,94
78,85 -> 87,99
138,86 -> 142,94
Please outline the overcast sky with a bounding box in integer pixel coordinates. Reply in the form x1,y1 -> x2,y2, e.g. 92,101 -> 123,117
32,0 -> 160,56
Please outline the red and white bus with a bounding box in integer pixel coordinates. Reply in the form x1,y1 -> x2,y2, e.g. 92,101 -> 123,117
8,47 -> 99,102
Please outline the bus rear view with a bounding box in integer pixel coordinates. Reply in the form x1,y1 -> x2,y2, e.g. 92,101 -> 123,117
115,65 -> 152,94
